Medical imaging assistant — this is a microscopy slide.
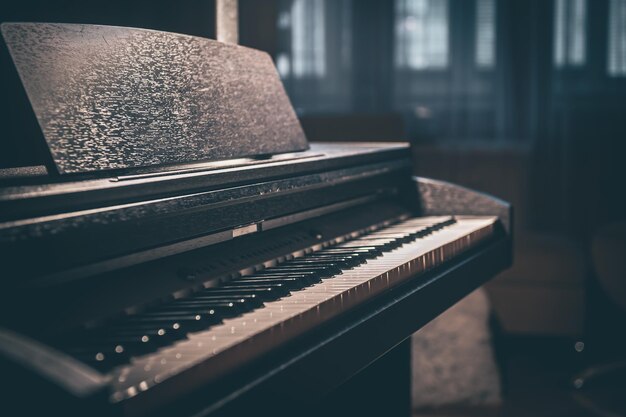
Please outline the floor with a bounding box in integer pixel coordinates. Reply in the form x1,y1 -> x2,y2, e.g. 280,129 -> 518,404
414,336 -> 626,417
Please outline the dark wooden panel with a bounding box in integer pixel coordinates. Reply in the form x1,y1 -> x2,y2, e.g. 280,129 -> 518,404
1,23 -> 308,174
412,176 -> 512,235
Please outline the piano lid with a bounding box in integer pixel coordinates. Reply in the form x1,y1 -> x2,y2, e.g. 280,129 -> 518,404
0,23 -> 309,175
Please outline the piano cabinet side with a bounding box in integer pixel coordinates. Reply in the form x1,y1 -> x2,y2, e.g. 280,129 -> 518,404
409,176 -> 513,236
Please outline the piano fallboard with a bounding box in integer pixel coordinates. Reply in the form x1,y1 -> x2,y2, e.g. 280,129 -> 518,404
0,143 -> 411,284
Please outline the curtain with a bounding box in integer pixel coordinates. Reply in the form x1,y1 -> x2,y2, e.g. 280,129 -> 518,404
276,0 -> 353,113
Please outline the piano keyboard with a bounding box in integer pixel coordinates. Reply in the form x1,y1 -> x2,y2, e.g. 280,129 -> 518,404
58,215 -> 497,405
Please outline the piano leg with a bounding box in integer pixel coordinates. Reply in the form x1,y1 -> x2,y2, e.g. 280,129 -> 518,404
307,338 -> 412,417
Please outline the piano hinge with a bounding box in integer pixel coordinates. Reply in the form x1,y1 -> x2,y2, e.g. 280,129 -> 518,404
232,222 -> 261,238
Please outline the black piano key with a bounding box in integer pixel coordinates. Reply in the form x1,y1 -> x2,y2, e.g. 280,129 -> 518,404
279,264 -> 343,276
392,229 -> 430,238
157,302 -> 245,318
430,218 -> 455,229
134,311 -> 224,327
226,277 -> 308,290
244,274 -> 322,286
104,328 -> 173,346
68,354 -> 122,371
119,315 -> 186,333
197,283 -> 280,300
177,297 -> 255,311
366,232 -> 414,241
316,249 -> 381,259
297,267 -> 342,278
345,239 -> 401,249
323,243 -> 380,253
264,263 -> 323,270
261,266 -> 325,272
338,240 -> 395,246
376,228 -> 431,239
267,264 -> 343,273
255,268 -> 328,280
216,282 -> 291,291
255,269 -> 319,276
301,256 -> 363,267
188,295 -> 264,309
234,275 -> 314,284
219,283 -> 295,297
322,248 -> 382,254
281,259 -> 344,267
289,257 -> 354,265
199,286 -> 289,300
319,247 -> 380,253
82,335 -> 158,356
124,320 -> 197,337
66,344 -> 130,368
128,312 -> 218,323
107,323 -> 187,342
245,271 -> 320,280
363,229 -> 410,235
307,250 -> 365,256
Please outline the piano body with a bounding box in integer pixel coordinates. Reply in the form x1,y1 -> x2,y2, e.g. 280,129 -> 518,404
0,23 -> 512,417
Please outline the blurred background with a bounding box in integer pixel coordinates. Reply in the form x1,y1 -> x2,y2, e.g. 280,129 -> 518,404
1,1 -> 626,416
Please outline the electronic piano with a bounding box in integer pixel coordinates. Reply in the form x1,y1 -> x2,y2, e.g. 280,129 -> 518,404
0,23 -> 512,417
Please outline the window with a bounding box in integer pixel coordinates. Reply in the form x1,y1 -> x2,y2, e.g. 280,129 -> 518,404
475,0 -> 496,68
275,0 -> 352,113
277,0 -> 326,79
553,0 -> 587,68
608,0 -> 626,76
395,0 -> 449,70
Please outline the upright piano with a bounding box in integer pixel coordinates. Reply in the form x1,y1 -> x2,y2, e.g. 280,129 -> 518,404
0,23 -> 512,417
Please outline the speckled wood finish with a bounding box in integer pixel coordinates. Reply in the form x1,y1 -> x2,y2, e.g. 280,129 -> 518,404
1,23 -> 308,174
